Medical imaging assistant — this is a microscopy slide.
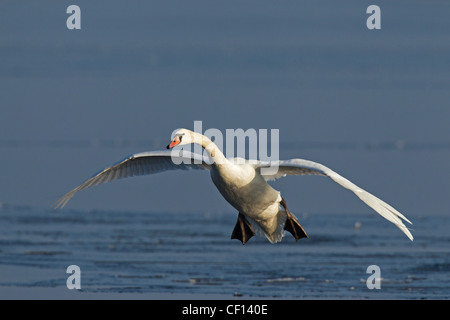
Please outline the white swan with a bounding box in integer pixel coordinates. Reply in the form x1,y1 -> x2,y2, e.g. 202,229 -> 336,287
54,129 -> 414,243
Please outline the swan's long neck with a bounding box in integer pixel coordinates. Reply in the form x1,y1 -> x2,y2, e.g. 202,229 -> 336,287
191,131 -> 227,165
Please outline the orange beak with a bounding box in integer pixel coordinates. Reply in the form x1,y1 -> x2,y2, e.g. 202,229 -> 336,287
166,136 -> 181,149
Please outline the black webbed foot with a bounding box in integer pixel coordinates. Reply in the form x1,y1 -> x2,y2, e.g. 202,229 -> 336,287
281,198 -> 309,241
231,212 -> 255,245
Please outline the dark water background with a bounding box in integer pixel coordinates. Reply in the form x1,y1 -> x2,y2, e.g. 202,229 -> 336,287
1,0 -> 449,216
0,203 -> 448,299
0,0 -> 449,299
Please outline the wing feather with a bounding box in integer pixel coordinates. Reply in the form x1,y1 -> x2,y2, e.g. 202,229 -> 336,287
54,150 -> 210,209
256,158 -> 413,240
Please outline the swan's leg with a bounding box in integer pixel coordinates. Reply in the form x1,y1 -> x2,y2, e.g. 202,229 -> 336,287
280,198 -> 309,241
231,212 -> 255,245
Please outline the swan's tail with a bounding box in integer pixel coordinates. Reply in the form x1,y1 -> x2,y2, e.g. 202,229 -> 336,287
244,209 -> 285,243
265,209 -> 287,243
246,207 -> 308,244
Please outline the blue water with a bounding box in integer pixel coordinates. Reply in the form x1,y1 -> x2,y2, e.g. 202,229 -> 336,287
0,204 -> 448,299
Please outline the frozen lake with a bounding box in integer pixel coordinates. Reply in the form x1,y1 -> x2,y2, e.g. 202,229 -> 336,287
0,204 -> 448,299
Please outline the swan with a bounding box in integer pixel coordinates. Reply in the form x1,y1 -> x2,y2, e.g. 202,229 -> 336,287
54,129 -> 414,244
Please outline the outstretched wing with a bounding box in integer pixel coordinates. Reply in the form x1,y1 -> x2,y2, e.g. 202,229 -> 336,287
256,159 -> 414,241
54,150 -> 211,209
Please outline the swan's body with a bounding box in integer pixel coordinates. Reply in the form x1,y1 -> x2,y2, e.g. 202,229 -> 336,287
211,160 -> 286,242
55,129 -> 413,243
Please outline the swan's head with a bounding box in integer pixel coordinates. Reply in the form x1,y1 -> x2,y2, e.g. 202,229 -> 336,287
166,128 -> 193,149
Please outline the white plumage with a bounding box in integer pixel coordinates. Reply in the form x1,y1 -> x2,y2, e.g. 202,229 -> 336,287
55,129 -> 413,243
